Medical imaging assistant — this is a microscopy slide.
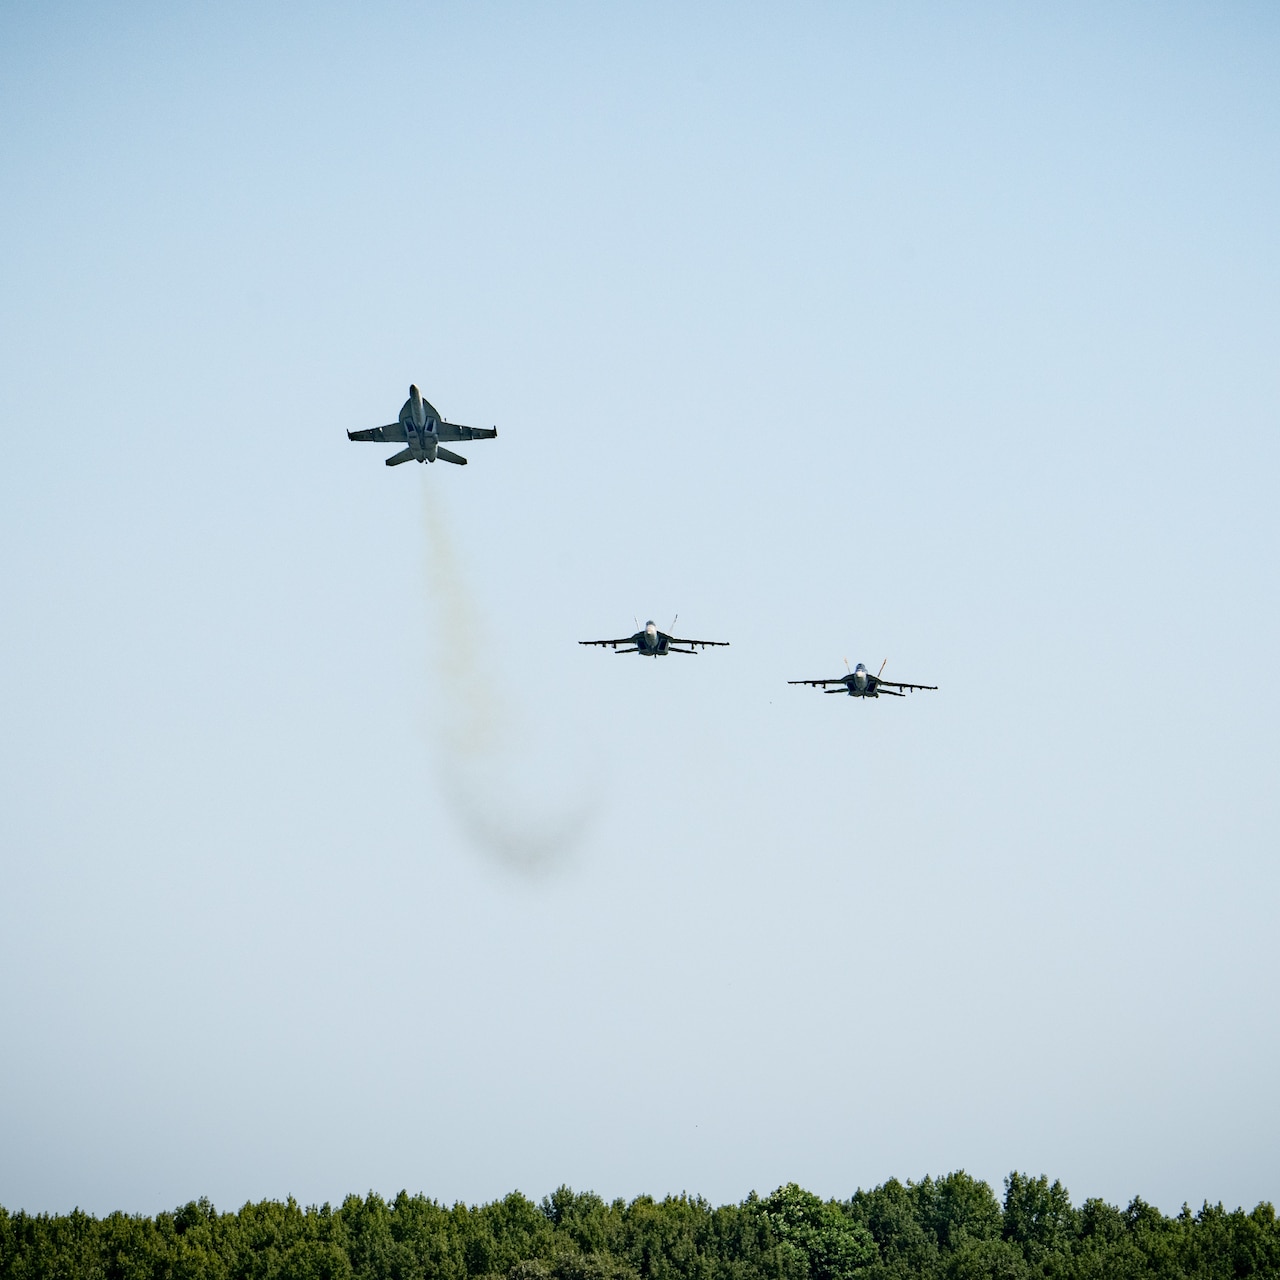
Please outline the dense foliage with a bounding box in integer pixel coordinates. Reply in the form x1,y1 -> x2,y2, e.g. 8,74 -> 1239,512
2,1174 -> 1277,1280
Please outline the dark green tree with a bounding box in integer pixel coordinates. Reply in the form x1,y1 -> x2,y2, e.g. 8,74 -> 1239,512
751,1185 -> 875,1280
1000,1174 -> 1077,1267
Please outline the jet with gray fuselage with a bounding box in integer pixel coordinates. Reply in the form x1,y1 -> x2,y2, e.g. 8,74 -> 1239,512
789,660 -> 937,698
348,384 -> 497,467
580,619 -> 729,657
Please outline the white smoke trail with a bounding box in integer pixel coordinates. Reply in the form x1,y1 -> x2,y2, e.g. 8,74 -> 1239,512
420,484 -> 595,874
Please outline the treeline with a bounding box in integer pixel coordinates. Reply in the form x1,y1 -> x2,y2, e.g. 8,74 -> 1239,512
2,1174 -> 1278,1280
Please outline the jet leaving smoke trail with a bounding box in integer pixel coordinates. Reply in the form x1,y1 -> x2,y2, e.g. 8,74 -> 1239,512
420,486 -> 594,874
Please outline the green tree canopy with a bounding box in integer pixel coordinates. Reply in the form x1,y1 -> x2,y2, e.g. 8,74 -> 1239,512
2,1175 -> 1277,1280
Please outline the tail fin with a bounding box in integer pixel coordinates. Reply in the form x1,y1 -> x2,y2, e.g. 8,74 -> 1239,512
386,447 -> 416,466
435,446 -> 468,466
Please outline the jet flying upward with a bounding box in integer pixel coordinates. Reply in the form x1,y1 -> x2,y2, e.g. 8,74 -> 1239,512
789,660 -> 937,698
580,619 -> 729,657
348,384 -> 497,467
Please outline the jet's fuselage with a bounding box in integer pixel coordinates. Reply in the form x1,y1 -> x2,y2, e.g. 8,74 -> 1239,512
408,383 -> 426,428
399,384 -> 440,461
639,622 -> 668,655
833,664 -> 879,696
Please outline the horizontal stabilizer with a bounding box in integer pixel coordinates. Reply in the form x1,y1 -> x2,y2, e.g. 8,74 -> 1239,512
386,447 -> 416,466
435,446 -> 468,466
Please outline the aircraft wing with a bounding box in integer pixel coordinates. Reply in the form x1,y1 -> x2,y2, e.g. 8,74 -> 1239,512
579,634 -> 644,649
787,677 -> 849,686
664,634 -> 730,649
877,679 -> 938,692
348,423 -> 407,443
437,422 -> 498,443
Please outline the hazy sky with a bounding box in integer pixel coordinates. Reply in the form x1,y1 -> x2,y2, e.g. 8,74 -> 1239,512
2,2 -> 1278,1220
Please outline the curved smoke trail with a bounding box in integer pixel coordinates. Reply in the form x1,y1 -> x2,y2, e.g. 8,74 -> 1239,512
420,486 -> 595,874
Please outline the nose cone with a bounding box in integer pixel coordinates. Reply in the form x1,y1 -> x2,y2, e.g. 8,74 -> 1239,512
645,621 -> 657,633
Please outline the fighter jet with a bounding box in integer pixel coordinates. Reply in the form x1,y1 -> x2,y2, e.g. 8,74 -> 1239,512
348,384 -> 497,467
580,618 -> 729,657
789,660 -> 937,698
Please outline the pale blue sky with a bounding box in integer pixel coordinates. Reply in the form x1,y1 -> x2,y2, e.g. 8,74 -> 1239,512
2,2 -> 1278,1218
